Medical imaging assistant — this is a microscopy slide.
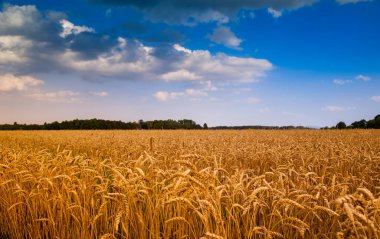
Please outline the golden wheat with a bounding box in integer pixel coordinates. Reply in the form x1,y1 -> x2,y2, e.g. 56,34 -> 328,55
0,130 -> 379,238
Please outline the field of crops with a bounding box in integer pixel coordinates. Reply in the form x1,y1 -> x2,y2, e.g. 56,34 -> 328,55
0,130 -> 379,239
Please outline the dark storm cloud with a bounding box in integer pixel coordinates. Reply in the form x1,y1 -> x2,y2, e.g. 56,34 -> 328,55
88,0 -> 318,24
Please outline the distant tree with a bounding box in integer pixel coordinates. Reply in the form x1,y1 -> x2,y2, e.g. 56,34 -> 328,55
351,119 -> 367,129
367,114 -> 380,129
138,119 -> 148,129
336,121 -> 346,129
203,123 -> 208,129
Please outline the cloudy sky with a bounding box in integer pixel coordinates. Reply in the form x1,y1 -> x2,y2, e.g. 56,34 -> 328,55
0,0 -> 379,127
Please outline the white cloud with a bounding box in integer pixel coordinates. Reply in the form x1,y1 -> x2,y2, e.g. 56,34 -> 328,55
89,0 -> 319,25
59,19 -> 95,38
200,81 -> 218,91
333,79 -> 352,85
154,88 -> 209,101
356,74 -> 371,81
209,97 -> 219,101
336,0 -> 372,4
0,5 -> 39,32
59,37 -> 156,77
28,90 -> 80,103
184,88 -> 208,97
0,36 -> 32,64
0,74 -> 43,91
232,87 -> 252,95
240,10 -> 255,19
371,96 -> 380,102
59,41 -> 272,83
170,44 -> 272,83
0,5 -> 273,88
245,97 -> 261,104
208,26 -> 242,50
173,44 -> 191,53
153,91 -> 184,101
259,107 -> 270,113
161,69 -> 202,81
0,5 -> 68,73
90,91 -> 108,97
185,10 -> 229,26
268,8 -> 282,18
322,105 -> 355,112
154,80 -> 217,102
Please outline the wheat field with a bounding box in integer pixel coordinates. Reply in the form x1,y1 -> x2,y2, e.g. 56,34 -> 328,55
0,130 -> 379,239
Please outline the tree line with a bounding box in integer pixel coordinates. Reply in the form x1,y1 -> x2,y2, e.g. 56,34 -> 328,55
326,114 -> 380,129
211,125 -> 311,130
1,115 -> 378,130
0,119 -> 313,131
0,119 -> 206,130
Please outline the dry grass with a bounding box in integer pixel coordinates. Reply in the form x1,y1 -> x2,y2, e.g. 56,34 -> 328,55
0,130 -> 379,238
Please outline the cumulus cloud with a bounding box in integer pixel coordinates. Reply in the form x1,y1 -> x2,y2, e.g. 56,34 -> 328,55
0,4 -> 119,74
356,74 -> 371,81
0,5 -> 67,74
0,36 -> 32,64
89,0 -> 317,25
268,8 -> 282,18
0,74 -> 43,91
232,87 -> 251,95
58,37 -> 157,80
59,19 -> 95,38
170,44 -> 272,83
90,91 -> 109,97
371,96 -> 380,102
0,5 -> 47,35
208,26 -> 242,50
259,107 -> 270,113
333,79 -> 352,85
245,97 -> 261,104
28,90 -> 81,103
154,80 -> 217,102
332,75 -> 371,85
59,40 -> 272,82
0,4 -> 273,87
153,91 -> 184,101
200,81 -> 218,92
154,88 -> 208,101
322,105 -> 355,112
161,69 -> 202,81
336,0 -> 372,4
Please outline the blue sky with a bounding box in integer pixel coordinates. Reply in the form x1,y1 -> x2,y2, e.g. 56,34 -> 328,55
0,0 -> 379,127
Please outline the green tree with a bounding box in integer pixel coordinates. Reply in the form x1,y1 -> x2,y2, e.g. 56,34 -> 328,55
336,121 -> 346,129
203,123 -> 208,129
367,114 -> 380,129
351,119 -> 367,129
